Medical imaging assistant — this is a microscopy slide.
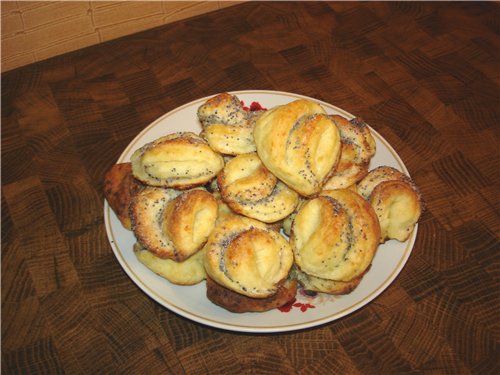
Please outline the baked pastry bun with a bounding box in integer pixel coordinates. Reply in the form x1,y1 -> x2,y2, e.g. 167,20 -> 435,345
206,277 -> 297,313
198,93 -> 261,155
197,92 -> 248,127
290,189 -> 380,282
130,187 -> 218,261
217,152 -> 299,223
357,166 -> 423,243
204,215 -> 294,298
103,162 -> 143,230
253,99 -> 341,196
131,132 -> 224,189
134,242 -> 206,285
323,116 -> 376,190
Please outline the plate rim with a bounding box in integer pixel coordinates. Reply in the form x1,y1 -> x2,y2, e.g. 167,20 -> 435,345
104,89 -> 417,333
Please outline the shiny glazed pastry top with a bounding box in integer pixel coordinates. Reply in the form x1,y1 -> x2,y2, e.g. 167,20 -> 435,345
204,214 -> 294,298
357,166 -> 423,243
217,152 -> 299,223
131,132 -> 224,189
290,189 -> 380,282
253,99 -> 342,196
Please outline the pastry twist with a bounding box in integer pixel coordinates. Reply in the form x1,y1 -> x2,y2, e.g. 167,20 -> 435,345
197,92 -> 248,127
290,189 -> 380,282
130,187 -> 218,261
198,93 -> 261,155
204,215 -> 294,298
323,116 -> 376,190
357,166 -> 423,243
253,99 -> 342,196
217,152 -> 299,223
131,132 -> 224,189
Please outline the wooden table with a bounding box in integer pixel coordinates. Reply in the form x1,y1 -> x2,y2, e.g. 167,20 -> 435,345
2,2 -> 498,374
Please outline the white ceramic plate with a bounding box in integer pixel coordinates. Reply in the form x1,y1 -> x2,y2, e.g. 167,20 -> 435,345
104,90 -> 417,333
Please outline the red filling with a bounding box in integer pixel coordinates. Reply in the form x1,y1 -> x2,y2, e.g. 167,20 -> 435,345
241,101 -> 267,112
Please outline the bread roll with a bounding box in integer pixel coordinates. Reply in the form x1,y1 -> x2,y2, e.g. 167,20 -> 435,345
134,242 -> 206,285
206,277 -> 297,313
357,166 -> 423,243
103,162 -> 143,230
198,93 -> 261,155
290,189 -> 380,282
217,152 -> 299,223
130,187 -> 218,261
131,132 -> 224,189
204,215 -> 294,298
197,92 -> 248,127
253,99 -> 341,196
163,189 -> 219,255
323,116 -> 376,190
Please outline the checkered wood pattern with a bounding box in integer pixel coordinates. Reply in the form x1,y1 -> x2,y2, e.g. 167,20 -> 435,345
2,2 -> 498,374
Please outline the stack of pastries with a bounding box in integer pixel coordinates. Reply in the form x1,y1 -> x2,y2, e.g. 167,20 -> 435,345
104,92 -> 423,313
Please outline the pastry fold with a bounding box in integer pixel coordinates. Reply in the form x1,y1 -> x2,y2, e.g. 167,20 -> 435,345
204,215 -> 294,298
357,166 -> 423,243
253,99 -> 341,196
131,132 -> 224,189
290,189 -> 380,282
323,116 -> 376,190
130,187 -> 218,261
198,93 -> 262,155
217,152 -> 299,223
290,265 -> 366,295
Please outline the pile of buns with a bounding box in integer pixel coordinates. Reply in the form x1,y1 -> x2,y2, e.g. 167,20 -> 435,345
104,93 -> 423,313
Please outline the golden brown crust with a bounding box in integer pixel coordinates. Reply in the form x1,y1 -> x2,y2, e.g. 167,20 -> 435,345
197,92 -> 248,127
130,186 -> 182,259
206,277 -> 297,313
114,97 -> 425,312
370,180 -> 422,243
253,99 -> 341,196
204,215 -> 294,298
357,166 -> 423,243
197,93 -> 261,155
217,152 -> 299,223
323,116 -> 376,190
130,187 -> 218,261
290,189 -> 380,282
163,189 -> 219,256
131,132 -> 224,189
103,162 -> 143,230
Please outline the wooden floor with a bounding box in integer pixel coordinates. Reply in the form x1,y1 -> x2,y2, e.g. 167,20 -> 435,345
2,1 -> 499,374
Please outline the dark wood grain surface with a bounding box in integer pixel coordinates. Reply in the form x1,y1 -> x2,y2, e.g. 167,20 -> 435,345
2,2 -> 499,374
